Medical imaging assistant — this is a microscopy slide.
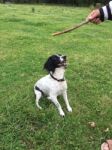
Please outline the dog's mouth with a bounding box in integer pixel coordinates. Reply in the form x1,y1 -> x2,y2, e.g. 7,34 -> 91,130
58,60 -> 67,68
58,55 -> 67,68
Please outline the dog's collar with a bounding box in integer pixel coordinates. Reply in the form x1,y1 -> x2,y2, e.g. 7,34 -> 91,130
50,73 -> 65,82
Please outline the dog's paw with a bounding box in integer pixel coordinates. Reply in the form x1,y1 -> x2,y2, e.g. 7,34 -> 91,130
67,106 -> 72,112
60,111 -> 65,117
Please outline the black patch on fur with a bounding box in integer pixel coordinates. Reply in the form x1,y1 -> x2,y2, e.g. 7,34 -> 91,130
35,86 -> 44,96
44,55 -> 61,73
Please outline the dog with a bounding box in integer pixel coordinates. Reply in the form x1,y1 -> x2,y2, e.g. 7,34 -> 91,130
34,54 -> 72,117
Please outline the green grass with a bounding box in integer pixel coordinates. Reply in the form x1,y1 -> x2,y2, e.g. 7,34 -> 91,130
0,4 -> 112,150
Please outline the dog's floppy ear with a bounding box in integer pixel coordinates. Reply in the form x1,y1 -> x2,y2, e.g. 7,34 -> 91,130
44,56 -> 55,73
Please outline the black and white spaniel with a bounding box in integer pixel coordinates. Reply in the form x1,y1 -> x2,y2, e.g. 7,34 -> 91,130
34,54 -> 72,117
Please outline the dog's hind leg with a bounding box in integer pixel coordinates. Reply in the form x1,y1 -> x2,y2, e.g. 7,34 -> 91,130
35,90 -> 42,110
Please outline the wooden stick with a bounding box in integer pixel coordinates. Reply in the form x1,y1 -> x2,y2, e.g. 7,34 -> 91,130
52,20 -> 89,36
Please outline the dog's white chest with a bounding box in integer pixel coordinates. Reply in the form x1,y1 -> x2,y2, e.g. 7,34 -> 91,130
54,81 -> 67,95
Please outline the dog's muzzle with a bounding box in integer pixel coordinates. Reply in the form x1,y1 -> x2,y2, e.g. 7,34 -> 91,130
58,61 -> 67,68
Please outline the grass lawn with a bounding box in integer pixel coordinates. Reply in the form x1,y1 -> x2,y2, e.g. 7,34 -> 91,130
0,3 -> 112,150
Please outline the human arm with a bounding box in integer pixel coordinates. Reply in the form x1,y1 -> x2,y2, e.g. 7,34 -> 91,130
87,1 -> 112,24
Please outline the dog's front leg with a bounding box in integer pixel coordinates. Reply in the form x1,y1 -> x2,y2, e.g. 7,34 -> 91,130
62,90 -> 72,112
49,95 -> 65,117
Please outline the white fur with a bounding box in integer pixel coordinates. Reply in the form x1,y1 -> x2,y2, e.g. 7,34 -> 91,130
34,66 -> 72,117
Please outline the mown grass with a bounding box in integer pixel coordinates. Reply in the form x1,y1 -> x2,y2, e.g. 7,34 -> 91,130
0,4 -> 112,150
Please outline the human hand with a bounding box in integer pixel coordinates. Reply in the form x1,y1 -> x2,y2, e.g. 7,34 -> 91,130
87,9 -> 101,24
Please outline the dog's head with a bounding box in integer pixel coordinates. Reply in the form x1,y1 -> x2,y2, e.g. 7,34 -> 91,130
44,54 -> 67,73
